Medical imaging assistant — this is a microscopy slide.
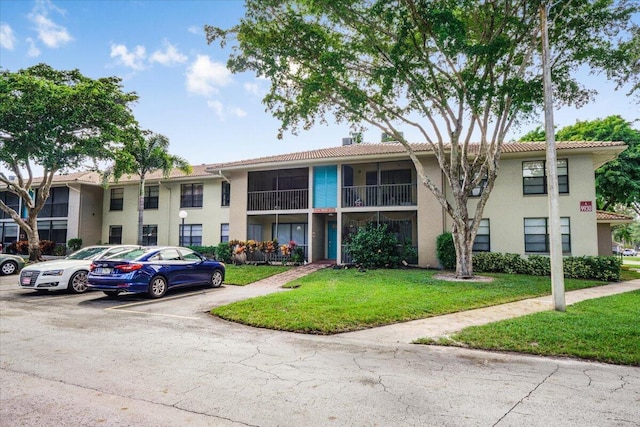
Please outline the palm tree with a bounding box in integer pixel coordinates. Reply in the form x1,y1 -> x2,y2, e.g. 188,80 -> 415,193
109,132 -> 192,245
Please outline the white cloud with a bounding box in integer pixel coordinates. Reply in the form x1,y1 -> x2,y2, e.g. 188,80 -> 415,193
206,100 -> 247,120
188,25 -> 201,35
207,100 -> 224,118
110,43 -> 147,70
0,23 -> 16,50
26,37 -> 40,57
244,82 -> 261,96
149,40 -> 187,66
185,55 -> 232,96
28,0 -> 72,48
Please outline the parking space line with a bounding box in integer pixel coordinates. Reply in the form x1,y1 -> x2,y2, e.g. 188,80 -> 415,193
105,307 -> 200,320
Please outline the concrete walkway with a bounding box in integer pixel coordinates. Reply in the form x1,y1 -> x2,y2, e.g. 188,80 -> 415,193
261,265 -> 640,344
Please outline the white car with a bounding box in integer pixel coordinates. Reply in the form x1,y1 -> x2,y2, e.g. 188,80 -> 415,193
622,248 -> 637,256
19,245 -> 139,293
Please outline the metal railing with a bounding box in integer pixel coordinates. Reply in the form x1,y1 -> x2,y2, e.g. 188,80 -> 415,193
247,189 -> 309,211
342,183 -> 417,207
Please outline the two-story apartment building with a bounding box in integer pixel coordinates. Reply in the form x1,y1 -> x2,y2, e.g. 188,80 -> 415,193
0,140 -> 628,267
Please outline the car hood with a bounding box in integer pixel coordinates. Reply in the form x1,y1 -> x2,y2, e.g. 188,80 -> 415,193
21,259 -> 91,272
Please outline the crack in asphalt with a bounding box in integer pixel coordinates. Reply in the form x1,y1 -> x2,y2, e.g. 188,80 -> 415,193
492,365 -> 559,426
1,366 -> 258,426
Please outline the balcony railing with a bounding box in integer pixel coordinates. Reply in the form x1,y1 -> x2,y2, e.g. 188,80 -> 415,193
247,189 -> 309,211
342,183 -> 417,207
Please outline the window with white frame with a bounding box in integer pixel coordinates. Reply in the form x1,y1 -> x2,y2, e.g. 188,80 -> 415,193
180,224 -> 202,246
524,217 -> 571,254
472,219 -> 490,252
522,159 -> 568,195
220,223 -> 229,242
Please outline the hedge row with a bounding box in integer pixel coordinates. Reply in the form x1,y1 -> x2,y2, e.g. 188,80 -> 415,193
472,252 -> 621,282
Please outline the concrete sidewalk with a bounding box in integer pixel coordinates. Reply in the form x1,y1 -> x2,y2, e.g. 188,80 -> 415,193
264,265 -> 640,344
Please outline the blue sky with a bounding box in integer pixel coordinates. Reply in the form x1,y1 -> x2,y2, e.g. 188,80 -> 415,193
1,0 -> 638,170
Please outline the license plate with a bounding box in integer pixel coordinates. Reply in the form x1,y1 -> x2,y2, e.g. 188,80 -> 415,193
21,277 -> 31,285
94,268 -> 112,275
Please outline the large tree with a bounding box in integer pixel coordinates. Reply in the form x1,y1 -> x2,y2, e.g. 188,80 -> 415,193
107,132 -> 192,246
0,64 -> 139,261
521,115 -> 640,215
206,0 -> 639,277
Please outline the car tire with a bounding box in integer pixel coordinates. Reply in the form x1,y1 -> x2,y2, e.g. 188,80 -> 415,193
103,291 -> 120,297
210,269 -> 223,288
68,270 -> 88,294
148,276 -> 167,299
0,261 -> 18,276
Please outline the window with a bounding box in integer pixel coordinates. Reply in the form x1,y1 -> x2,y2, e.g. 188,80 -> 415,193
37,220 -> 67,244
39,187 -> 69,217
272,223 -> 307,246
221,182 -> 230,207
180,224 -> 202,246
109,226 -> 123,244
1,222 -> 19,247
144,186 -> 159,210
524,217 -> 571,254
470,178 -> 488,197
0,191 -> 20,220
473,219 -> 490,252
220,223 -> 229,243
142,225 -> 158,246
110,188 -> 124,211
181,184 -> 203,208
523,159 -> 568,195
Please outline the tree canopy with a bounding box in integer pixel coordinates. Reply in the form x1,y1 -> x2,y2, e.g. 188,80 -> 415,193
521,115 -> 640,214
0,63 -> 139,259
207,0 -> 639,277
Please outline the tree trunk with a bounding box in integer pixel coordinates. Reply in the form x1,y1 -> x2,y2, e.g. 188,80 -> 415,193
137,177 -> 145,246
25,216 -> 42,262
452,222 -> 474,278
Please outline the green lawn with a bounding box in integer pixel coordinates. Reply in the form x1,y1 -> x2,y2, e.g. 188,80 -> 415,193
224,264 -> 292,286
211,268 -> 605,334
419,290 -> 640,366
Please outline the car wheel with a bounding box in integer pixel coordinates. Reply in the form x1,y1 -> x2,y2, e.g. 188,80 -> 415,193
0,261 -> 18,276
68,270 -> 89,294
148,276 -> 167,299
103,291 -> 120,297
210,270 -> 223,288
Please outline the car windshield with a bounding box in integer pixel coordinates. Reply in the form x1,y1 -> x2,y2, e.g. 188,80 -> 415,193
66,247 -> 108,260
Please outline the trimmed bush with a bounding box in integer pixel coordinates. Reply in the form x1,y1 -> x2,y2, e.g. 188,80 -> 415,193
472,252 -> 621,282
215,242 -> 233,263
436,232 -> 456,270
345,223 -> 400,268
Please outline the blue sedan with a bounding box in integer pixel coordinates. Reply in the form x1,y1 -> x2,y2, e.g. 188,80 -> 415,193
87,246 -> 225,298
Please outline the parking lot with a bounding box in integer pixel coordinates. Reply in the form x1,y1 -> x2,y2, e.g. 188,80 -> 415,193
1,272 -> 639,426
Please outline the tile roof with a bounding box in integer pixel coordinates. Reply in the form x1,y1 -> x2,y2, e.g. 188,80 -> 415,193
596,210 -> 635,223
214,141 -> 626,170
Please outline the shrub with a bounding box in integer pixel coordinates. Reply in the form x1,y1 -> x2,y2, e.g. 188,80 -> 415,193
53,245 -> 67,256
215,242 -> 233,263
436,232 -> 456,270
67,238 -> 82,251
345,223 -> 400,268
472,252 -> 621,281
188,245 -> 217,258
7,240 -> 57,255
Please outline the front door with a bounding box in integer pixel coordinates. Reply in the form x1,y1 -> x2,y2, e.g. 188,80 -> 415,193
328,221 -> 337,260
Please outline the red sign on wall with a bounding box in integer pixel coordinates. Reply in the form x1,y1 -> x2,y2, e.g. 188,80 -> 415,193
580,201 -> 593,212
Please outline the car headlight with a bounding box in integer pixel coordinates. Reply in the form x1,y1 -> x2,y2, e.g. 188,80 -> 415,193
43,270 -> 65,276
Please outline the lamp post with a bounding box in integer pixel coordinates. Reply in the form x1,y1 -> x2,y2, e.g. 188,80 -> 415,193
179,210 -> 188,247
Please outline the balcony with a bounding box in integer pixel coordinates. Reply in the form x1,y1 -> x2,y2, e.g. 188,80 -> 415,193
247,189 -> 309,211
342,183 -> 417,208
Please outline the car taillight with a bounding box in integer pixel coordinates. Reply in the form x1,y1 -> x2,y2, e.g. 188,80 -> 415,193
115,263 -> 143,272
89,263 -> 97,271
